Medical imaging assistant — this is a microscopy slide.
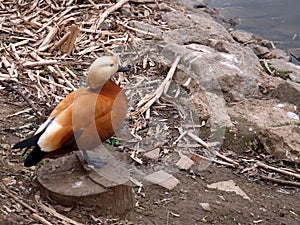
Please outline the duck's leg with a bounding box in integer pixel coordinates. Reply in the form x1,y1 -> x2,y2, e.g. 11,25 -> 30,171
82,150 -> 107,168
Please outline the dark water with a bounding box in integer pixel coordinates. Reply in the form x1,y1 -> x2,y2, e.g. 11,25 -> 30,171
206,0 -> 300,52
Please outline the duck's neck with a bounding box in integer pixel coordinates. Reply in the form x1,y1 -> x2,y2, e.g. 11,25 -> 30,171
88,79 -> 115,93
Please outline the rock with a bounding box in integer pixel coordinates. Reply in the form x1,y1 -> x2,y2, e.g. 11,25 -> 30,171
251,44 -> 273,58
144,148 -> 160,160
162,11 -> 234,45
159,42 -> 260,101
162,11 -> 194,29
158,3 -> 171,11
259,39 -> 274,49
271,48 -> 291,61
271,80 -> 300,110
230,30 -> 255,44
287,111 -> 300,120
199,203 -> 211,211
266,58 -> 300,83
181,0 -> 207,10
259,126 -> 300,163
144,170 -> 179,190
149,1 -> 300,163
129,21 -> 163,38
289,48 -> 300,61
227,99 -> 300,162
120,3 -> 131,16
176,151 -> 194,170
207,180 -> 251,200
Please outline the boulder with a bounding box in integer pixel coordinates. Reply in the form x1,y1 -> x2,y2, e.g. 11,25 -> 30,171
228,99 -> 300,162
259,126 -> 300,162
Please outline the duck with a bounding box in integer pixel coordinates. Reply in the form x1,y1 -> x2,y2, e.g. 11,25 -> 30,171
13,56 -> 129,167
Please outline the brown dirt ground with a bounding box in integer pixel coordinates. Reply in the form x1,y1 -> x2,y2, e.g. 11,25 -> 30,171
1,88 -> 300,225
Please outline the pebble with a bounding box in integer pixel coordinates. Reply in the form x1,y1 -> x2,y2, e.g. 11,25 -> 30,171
286,112 -> 299,120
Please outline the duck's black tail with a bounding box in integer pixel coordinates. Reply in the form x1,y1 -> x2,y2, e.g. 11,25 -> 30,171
23,145 -> 46,167
12,132 -> 43,149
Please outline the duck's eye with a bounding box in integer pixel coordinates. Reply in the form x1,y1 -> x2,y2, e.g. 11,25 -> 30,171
109,63 -> 114,67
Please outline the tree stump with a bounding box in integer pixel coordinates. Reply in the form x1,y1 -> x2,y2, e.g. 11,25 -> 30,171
37,151 -> 134,215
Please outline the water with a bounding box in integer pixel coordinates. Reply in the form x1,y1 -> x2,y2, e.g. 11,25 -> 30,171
206,0 -> 300,53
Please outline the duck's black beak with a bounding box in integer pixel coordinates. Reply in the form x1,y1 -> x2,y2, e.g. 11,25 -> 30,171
117,65 -> 130,72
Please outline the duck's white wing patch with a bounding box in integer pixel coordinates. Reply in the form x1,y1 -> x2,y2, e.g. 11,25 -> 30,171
37,119 -> 63,152
34,118 -> 52,135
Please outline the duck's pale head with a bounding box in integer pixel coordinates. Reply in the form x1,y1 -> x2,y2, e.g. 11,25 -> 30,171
87,56 -> 126,89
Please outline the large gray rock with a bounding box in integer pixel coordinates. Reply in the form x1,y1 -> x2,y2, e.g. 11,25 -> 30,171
228,99 -> 300,162
266,58 -> 300,83
158,42 -> 260,101
162,11 -> 234,45
259,126 -> 300,162
271,81 -> 300,110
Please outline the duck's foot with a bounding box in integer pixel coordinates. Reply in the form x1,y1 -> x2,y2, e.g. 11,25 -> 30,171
82,150 -> 107,168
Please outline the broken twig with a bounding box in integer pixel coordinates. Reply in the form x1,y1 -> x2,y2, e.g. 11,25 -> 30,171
133,56 -> 181,116
256,161 -> 300,179
260,175 -> 300,187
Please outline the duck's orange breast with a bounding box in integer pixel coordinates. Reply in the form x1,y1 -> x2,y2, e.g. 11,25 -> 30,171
39,79 -> 127,157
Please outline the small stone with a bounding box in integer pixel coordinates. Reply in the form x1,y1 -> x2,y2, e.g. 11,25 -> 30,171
158,3 -> 170,11
144,170 -> 179,190
251,44 -> 270,57
176,152 -> 194,170
144,148 -> 160,160
207,180 -> 251,200
230,30 -> 254,43
286,111 -> 299,120
276,103 -> 285,108
199,202 -> 211,211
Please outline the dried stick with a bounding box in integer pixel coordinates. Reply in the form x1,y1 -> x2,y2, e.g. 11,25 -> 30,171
39,26 -> 58,51
173,130 -> 188,144
54,65 -> 77,91
1,183 -> 52,225
23,60 -> 58,67
187,131 -> 239,167
0,182 -> 38,213
133,56 -> 181,116
187,131 -> 208,148
32,73 -> 73,91
0,80 -> 41,117
50,32 -> 70,52
116,21 -> 161,39
256,161 -> 300,179
191,152 -> 236,168
262,59 -> 274,75
64,24 -> 80,55
32,213 -> 53,225
130,0 -> 160,2
213,150 -> 239,168
94,0 -> 130,30
260,175 -> 300,187
35,195 -> 83,225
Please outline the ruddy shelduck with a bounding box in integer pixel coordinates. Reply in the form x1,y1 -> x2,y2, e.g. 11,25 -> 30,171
13,56 -> 129,167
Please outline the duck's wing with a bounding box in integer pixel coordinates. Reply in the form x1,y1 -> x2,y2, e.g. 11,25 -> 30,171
22,91 -> 112,166
12,119 -> 53,149
22,106 -> 83,167
13,91 -> 77,149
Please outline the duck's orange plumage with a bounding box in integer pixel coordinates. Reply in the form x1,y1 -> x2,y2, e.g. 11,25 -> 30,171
13,56 -> 128,167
